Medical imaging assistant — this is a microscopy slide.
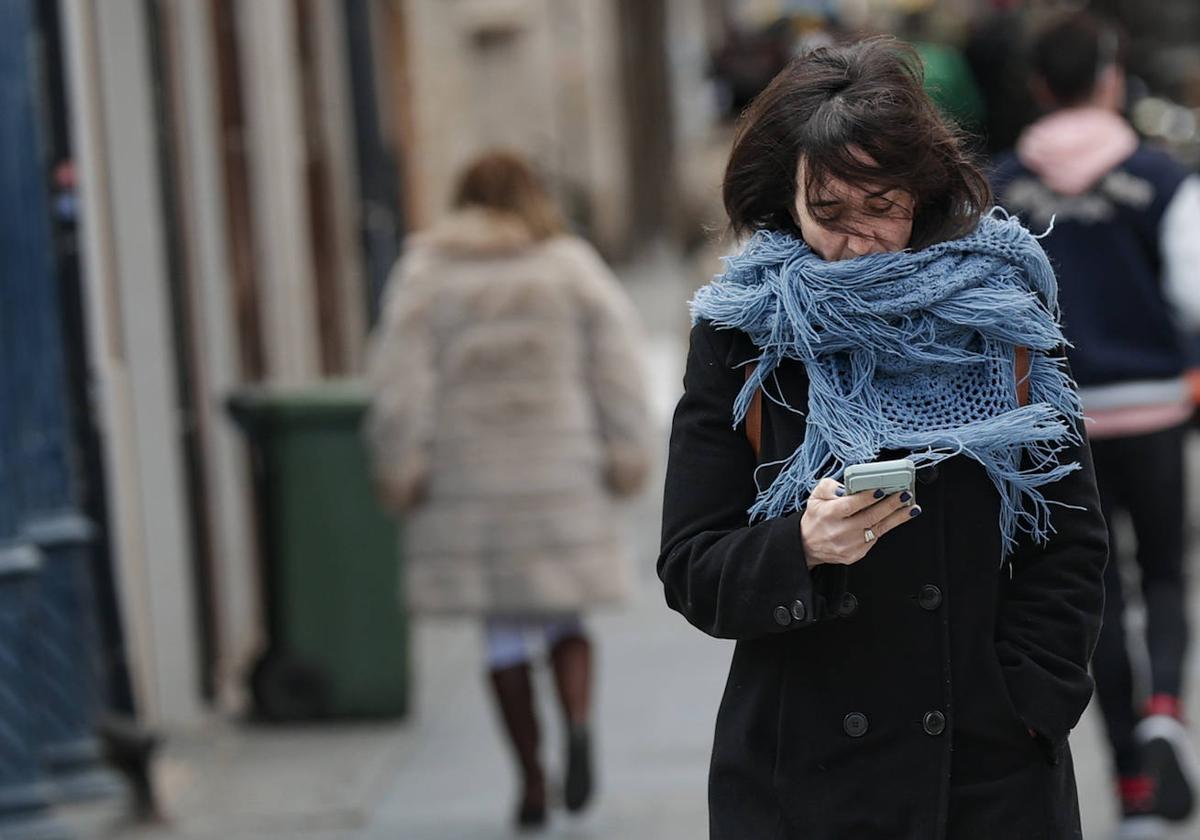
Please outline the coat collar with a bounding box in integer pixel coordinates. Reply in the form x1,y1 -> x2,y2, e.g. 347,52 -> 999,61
416,208 -> 539,256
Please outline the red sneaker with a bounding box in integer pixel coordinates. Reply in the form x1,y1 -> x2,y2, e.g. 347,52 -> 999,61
1136,697 -> 1199,823
1119,775 -> 1156,813
1117,776 -> 1165,839
1143,693 -> 1185,722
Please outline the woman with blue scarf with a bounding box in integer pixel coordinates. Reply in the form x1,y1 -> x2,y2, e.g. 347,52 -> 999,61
659,37 -> 1107,839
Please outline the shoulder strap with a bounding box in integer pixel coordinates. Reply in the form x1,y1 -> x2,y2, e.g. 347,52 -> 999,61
1014,346 -> 1031,408
741,347 -> 1033,461
744,363 -> 762,460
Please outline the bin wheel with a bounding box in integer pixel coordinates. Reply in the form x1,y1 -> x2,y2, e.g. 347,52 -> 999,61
251,652 -> 332,721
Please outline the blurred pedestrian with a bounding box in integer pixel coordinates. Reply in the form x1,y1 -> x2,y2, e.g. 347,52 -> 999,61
895,6 -> 986,133
963,0 -> 1038,160
992,12 -> 1200,838
366,151 -> 652,831
660,36 -> 1106,839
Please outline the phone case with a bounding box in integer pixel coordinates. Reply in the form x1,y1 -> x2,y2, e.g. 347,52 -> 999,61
843,458 -> 916,496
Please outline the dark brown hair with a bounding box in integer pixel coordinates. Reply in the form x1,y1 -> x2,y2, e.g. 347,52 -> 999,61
722,36 -> 991,249
452,150 -> 565,240
1032,11 -> 1125,109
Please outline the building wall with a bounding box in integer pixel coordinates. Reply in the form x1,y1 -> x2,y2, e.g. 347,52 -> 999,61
397,0 -> 632,255
166,0 -> 263,713
61,0 -> 204,726
235,0 -> 322,383
61,0 -> 377,722
57,0 -> 716,722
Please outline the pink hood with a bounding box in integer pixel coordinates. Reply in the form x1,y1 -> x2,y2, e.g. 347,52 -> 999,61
1016,107 -> 1138,196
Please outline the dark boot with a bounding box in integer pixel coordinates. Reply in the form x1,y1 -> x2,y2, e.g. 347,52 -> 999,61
550,634 -> 594,814
488,663 -> 547,830
98,714 -> 164,823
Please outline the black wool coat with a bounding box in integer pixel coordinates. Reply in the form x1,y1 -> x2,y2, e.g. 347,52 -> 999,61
658,320 -> 1108,840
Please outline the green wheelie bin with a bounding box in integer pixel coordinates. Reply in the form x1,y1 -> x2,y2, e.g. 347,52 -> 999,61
228,380 -> 409,721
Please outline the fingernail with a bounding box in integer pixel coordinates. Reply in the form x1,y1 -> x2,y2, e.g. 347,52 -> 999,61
835,486 -> 845,497
873,489 -> 885,499
900,491 -> 911,503
909,506 -> 922,518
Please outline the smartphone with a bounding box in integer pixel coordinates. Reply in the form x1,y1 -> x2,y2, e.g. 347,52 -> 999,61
843,458 -> 916,499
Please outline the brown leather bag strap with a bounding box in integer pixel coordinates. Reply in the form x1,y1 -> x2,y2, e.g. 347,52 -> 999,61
744,349 -> 1032,460
744,363 -> 762,460
1015,346 -> 1031,408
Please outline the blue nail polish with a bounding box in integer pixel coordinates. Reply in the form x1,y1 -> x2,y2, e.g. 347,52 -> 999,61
873,489 -> 885,499
909,506 -> 922,518
835,486 -> 845,497
900,491 -> 911,503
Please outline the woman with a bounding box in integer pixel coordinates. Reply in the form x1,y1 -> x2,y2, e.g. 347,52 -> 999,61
367,151 -> 651,830
659,38 -> 1107,839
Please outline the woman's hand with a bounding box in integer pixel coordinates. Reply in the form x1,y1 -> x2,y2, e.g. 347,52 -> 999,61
800,478 -> 921,568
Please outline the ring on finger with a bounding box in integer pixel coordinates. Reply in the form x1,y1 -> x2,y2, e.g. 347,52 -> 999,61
864,527 -> 876,544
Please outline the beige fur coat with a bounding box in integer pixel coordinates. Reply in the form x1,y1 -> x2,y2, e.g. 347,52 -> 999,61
366,209 -> 652,615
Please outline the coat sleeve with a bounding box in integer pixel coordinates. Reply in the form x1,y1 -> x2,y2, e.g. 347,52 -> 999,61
995,362 -> 1109,760
571,240 -> 654,497
364,255 -> 438,511
658,320 -> 819,640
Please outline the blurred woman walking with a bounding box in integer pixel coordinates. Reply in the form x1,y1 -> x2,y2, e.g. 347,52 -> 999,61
366,151 -> 652,830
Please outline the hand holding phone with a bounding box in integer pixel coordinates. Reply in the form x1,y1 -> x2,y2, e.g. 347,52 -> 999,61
799,459 -> 922,568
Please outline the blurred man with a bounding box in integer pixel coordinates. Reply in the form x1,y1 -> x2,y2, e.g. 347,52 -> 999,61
963,0 -> 1036,159
993,11 -> 1200,839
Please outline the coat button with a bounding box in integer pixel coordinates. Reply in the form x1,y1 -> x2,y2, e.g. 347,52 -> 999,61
837,591 -> 859,618
773,605 -> 792,627
790,599 -> 807,622
917,465 -> 940,485
917,584 -> 942,611
923,710 -> 947,736
843,712 -> 869,738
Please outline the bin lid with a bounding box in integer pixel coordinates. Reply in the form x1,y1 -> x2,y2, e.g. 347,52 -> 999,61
227,379 -> 373,430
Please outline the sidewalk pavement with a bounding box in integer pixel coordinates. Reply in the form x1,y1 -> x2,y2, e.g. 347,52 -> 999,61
61,481 -> 723,840
60,265 -> 1200,840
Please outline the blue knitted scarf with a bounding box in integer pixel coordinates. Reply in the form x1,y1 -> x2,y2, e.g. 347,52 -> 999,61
690,211 -> 1084,554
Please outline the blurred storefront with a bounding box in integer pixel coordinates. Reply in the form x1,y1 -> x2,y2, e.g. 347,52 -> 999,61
8,0 -> 717,731
21,0 -> 1200,737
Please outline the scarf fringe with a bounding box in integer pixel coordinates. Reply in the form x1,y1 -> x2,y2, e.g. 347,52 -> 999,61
693,213 -> 1084,557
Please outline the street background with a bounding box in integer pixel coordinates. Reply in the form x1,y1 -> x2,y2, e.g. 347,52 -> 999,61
5,0 -> 1200,838
56,263 -> 1200,840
